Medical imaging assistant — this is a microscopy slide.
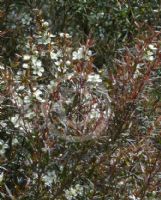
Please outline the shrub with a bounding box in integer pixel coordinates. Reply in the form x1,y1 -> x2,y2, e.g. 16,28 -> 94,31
0,4 -> 161,200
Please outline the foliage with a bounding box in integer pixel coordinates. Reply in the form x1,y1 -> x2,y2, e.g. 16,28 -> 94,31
0,1 -> 161,200
1,0 -> 161,66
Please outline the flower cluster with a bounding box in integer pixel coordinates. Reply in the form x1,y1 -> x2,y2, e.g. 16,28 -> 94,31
144,43 -> 158,61
42,171 -> 57,186
6,16 -> 112,143
64,184 -> 84,200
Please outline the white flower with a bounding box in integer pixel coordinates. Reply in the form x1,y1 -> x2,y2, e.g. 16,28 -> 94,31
0,172 -> 4,183
89,108 -> 100,119
64,184 -> 83,200
42,21 -> 49,27
43,37 -> 51,45
75,184 -> 83,195
34,50 -> 39,55
11,114 -> 19,124
42,171 -> 57,186
72,51 -> 79,60
59,33 -> 65,37
0,140 -> 8,156
67,73 -> 73,79
50,51 -> 58,60
64,190 -> 72,200
0,122 -> 7,128
33,89 -> 45,102
66,60 -> 71,66
54,60 -> 62,66
87,74 -> 102,83
129,195 -> 140,200
57,50 -> 63,57
32,60 -> 44,76
25,111 -> 35,119
144,46 -> 157,61
17,70 -> 22,75
72,46 -> 85,60
40,51 -> 46,57
12,138 -> 19,145
87,50 -> 92,56
118,181 -> 124,186
133,63 -> 144,79
33,67 -> 44,76
70,188 -> 77,197
34,89 -> 42,98
21,14 -> 32,25
148,56 -> 155,61
59,32 -> 71,38
50,50 -> 62,60
72,46 -> 92,60
133,69 -> 142,79
66,33 -> 71,38
22,63 -> 29,69
78,47 -> 84,56
64,188 -> 77,200
107,106 -> 112,118
0,64 -> 4,69
23,54 -> 31,61
48,33 -> 56,38
35,60 -> 42,67
24,96 -> 31,104
148,44 -> 157,51
146,50 -> 153,56
11,114 -> 24,129
17,86 -> 25,91
31,56 -> 38,66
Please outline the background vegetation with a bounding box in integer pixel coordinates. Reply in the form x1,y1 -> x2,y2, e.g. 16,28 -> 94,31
0,0 -> 161,199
